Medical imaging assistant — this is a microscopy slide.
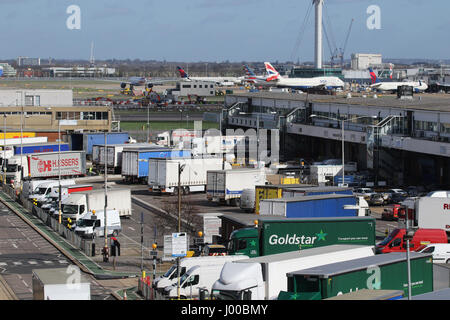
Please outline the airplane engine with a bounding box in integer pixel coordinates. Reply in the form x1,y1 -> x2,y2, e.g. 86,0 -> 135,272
120,82 -> 127,89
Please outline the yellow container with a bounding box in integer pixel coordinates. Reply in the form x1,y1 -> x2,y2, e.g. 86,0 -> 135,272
255,185 -> 283,214
0,132 -> 36,139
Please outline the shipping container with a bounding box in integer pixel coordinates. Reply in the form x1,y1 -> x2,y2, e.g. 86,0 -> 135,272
259,194 -> 358,218
228,216 -> 376,257
25,151 -> 86,179
280,252 -> 434,300
254,185 -> 352,214
0,132 -> 36,139
206,168 -> 266,206
14,142 -> 69,155
121,146 -> 191,183
69,132 -> 129,157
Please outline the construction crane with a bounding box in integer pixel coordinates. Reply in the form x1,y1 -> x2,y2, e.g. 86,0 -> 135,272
323,16 -> 354,68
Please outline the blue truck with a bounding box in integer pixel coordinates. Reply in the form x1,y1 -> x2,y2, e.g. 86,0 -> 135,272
259,194 -> 369,218
69,132 -> 130,158
121,146 -> 191,183
14,143 -> 69,155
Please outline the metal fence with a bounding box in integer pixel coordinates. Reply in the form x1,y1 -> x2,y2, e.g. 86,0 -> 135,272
2,185 -> 95,257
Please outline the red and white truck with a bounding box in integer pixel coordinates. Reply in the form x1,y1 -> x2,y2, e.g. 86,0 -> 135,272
414,196 -> 450,232
25,151 -> 86,179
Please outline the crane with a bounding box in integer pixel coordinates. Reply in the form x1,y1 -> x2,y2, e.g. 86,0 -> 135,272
323,16 -> 354,68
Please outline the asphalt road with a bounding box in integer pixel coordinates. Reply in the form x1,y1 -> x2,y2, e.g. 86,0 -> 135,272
0,201 -> 115,300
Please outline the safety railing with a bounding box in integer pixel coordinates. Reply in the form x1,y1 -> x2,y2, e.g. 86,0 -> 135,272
138,276 -> 154,300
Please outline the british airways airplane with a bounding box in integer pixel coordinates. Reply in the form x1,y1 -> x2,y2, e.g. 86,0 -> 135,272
369,68 -> 428,93
176,66 -> 242,86
264,62 -> 345,90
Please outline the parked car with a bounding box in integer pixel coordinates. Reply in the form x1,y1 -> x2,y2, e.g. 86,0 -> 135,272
417,243 -> 450,264
406,186 -> 426,197
384,189 -> 408,203
354,188 -> 375,200
368,193 -> 384,206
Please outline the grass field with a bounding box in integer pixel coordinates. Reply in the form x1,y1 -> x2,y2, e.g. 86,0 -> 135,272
120,121 -> 219,131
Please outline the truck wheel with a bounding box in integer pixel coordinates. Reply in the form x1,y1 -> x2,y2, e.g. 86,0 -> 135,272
446,259 -> 450,264
183,187 -> 190,195
173,187 -> 179,196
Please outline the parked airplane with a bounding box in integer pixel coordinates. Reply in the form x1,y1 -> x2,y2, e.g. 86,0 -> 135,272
263,62 -> 345,90
369,68 -> 428,93
176,66 -> 241,86
242,64 -> 269,84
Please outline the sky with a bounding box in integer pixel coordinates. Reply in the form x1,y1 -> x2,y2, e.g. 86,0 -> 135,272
0,0 -> 448,62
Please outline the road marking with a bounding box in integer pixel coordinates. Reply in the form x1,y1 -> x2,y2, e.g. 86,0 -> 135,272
43,261 -> 52,264
119,232 -> 151,251
0,262 -> 7,266
22,280 -> 29,288
58,260 -> 68,264
128,227 -> 135,231
13,262 -> 22,265
28,261 -> 37,265
12,243 -> 18,249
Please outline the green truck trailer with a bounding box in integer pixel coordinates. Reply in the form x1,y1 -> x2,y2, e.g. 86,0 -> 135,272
227,216 -> 376,257
279,252 -> 434,300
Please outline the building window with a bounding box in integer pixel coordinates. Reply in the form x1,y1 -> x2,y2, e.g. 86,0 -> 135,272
182,85 -> 191,88
199,85 -> 203,88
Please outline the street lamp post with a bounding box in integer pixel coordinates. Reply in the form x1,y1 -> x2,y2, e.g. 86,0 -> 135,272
2,114 -> 6,185
310,114 -> 377,186
58,120 -> 62,224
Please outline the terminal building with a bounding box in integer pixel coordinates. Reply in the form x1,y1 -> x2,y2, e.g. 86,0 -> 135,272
222,92 -> 450,187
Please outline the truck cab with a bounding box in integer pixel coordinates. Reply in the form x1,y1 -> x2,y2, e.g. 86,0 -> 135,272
61,193 -> 87,221
376,228 -> 448,254
74,209 -> 121,238
227,228 -> 260,257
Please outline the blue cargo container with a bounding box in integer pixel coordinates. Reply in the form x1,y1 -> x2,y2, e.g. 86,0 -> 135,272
260,194 -> 358,217
14,143 -> 69,155
69,132 -> 129,157
121,147 -> 192,182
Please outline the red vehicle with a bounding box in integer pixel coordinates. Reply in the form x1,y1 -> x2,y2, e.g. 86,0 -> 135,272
376,228 -> 448,254
381,204 -> 413,221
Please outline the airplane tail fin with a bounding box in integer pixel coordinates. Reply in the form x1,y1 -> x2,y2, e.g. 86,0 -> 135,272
264,62 -> 280,81
177,66 -> 189,79
389,63 -> 393,80
243,65 -> 256,77
369,68 -> 380,84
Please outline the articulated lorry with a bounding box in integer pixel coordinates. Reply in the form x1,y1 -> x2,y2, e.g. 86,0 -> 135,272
148,157 -> 231,194
24,151 -> 86,180
227,216 -> 376,257
211,245 -> 375,300
279,252 -> 434,300
61,188 -> 132,220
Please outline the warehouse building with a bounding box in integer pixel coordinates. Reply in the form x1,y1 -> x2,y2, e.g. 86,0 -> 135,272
223,92 -> 450,186
0,89 -> 73,107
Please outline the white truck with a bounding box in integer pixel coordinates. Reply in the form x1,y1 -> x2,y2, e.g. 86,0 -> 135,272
92,142 -> 147,174
153,255 -> 249,300
156,130 -> 200,147
61,188 -> 132,221
190,135 -> 246,156
4,155 -> 28,187
414,196 -> 450,233
41,185 -> 93,213
206,168 -> 266,206
148,157 -> 231,194
74,209 -> 121,238
211,244 -> 375,300
23,179 -> 57,199
239,188 -> 256,212
28,179 -> 76,203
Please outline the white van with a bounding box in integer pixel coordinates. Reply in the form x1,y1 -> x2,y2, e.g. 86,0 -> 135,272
240,188 -> 255,213
28,179 -> 76,202
154,255 -> 248,299
74,209 -> 121,239
161,263 -> 228,300
23,180 -> 57,199
418,243 -> 450,264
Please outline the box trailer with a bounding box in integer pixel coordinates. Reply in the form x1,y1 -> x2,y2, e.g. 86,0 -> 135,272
32,268 -> 91,300
0,136 -> 47,147
415,197 -> 450,233
148,157 -> 230,194
14,142 -> 69,155
25,151 -> 86,179
211,244 -> 375,300
280,252 -> 434,300
92,142 -> 152,173
61,188 -> 132,220
227,216 -> 376,257
69,132 -> 129,157
259,194 -> 359,217
121,146 -> 191,183
206,168 -> 266,206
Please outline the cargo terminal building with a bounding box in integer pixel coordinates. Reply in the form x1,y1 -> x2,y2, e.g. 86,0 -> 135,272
222,92 -> 450,187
